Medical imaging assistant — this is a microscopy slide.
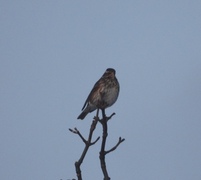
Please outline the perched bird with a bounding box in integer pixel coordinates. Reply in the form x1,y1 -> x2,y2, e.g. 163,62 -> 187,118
77,68 -> 120,120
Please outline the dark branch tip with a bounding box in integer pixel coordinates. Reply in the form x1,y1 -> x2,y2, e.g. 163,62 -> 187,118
69,128 -> 79,134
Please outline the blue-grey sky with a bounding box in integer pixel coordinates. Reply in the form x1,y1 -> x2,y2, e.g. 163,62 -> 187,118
1,1 -> 201,180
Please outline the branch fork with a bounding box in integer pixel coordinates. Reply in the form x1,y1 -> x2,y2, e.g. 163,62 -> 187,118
70,110 -> 125,180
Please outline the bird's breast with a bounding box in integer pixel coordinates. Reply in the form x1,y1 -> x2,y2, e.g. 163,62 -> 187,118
103,86 -> 119,107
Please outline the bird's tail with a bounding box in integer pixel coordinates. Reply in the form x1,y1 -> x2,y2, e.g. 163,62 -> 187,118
77,111 -> 88,120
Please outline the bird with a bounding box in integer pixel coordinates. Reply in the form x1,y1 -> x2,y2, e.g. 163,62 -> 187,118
77,68 -> 120,120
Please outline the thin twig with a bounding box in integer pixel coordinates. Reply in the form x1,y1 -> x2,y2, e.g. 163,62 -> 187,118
69,128 -> 87,144
105,137 -> 125,155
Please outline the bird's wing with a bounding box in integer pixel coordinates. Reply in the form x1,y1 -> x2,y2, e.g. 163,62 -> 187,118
81,77 -> 102,110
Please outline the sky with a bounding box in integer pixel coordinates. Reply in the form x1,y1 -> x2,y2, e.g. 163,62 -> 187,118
1,1 -> 201,180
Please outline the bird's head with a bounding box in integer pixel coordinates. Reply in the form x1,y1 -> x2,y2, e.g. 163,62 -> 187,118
103,68 -> 116,78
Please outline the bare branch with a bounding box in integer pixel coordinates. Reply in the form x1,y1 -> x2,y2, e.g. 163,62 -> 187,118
106,112 -> 116,121
90,136 -> 100,145
99,109 -> 111,180
105,137 -> 125,155
71,108 -> 125,179
69,128 -> 87,144
99,110 -> 125,180
70,109 -> 100,180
